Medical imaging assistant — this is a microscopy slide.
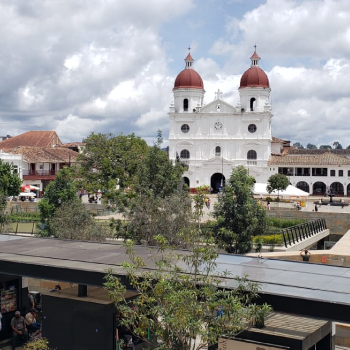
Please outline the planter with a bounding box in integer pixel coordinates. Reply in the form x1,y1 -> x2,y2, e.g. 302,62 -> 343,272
254,315 -> 265,329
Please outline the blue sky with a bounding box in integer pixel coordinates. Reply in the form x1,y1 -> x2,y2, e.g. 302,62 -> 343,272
0,0 -> 350,148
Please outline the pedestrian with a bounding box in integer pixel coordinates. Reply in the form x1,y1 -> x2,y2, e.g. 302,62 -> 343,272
25,308 -> 41,333
28,293 -> 34,312
341,199 -> 345,209
267,201 -> 270,211
315,204 -> 318,212
11,311 -> 28,349
207,198 -> 211,209
204,197 -> 208,208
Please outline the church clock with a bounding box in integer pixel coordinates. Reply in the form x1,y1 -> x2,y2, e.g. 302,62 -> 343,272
214,121 -> 223,131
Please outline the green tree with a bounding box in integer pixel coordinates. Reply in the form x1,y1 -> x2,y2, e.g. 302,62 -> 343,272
292,142 -> 304,149
0,193 -> 11,233
333,141 -> 343,149
78,132 -> 148,198
212,166 -> 267,254
48,200 -> 110,241
320,145 -> 332,150
105,231 -> 270,350
267,173 -> 289,198
306,143 -> 317,150
0,159 -> 21,196
119,131 -> 188,244
38,167 -> 78,235
125,190 -> 192,246
134,130 -> 185,198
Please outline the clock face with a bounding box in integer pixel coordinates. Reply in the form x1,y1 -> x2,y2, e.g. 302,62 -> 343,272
214,121 -> 223,131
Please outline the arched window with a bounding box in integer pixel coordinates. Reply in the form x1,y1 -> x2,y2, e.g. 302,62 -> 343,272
180,149 -> 190,159
183,99 -> 189,112
247,150 -> 257,159
250,97 -> 256,111
215,146 -> 221,156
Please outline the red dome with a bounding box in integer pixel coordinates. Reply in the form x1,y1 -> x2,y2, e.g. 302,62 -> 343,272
239,67 -> 269,88
173,69 -> 204,90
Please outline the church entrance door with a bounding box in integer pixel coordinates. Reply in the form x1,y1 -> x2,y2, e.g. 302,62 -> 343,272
182,177 -> 190,188
211,173 -> 225,193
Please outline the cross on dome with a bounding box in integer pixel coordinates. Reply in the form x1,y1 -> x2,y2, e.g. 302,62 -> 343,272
250,44 -> 260,67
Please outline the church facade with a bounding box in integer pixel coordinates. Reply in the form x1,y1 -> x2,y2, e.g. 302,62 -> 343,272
168,50 -> 272,191
169,50 -> 350,197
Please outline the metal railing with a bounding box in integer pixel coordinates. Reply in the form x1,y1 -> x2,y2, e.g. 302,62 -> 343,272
23,169 -> 58,176
281,218 -> 327,248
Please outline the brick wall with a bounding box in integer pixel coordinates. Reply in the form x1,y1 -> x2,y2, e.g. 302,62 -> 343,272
269,210 -> 350,236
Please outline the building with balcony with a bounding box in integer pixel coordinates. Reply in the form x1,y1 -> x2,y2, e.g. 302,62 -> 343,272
0,131 -> 79,196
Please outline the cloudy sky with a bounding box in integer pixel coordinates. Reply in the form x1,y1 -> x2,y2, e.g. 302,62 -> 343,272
1,0 -> 350,148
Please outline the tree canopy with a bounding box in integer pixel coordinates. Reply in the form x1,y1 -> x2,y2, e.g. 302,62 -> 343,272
116,131 -> 188,244
38,167 -> 78,236
78,132 -> 149,196
212,166 -> 267,254
333,141 -> 343,149
267,173 -> 289,198
319,145 -> 332,150
105,207 -> 271,350
292,142 -> 304,149
306,143 -> 317,150
0,159 -> 21,196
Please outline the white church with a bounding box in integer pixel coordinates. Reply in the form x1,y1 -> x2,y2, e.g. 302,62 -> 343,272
168,49 -> 350,196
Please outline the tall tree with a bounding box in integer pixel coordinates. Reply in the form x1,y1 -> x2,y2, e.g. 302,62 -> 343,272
78,132 -> 148,197
105,223 -> 270,350
292,142 -> 304,149
320,145 -> 332,150
333,141 -> 343,149
120,131 -> 188,244
134,130 -> 184,198
267,173 -> 289,198
306,143 -> 317,150
212,166 -> 267,254
38,167 -> 78,236
0,159 -> 21,196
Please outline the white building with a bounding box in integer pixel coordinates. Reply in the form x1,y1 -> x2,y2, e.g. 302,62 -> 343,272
0,150 -> 23,180
169,50 -> 350,197
169,50 -> 272,191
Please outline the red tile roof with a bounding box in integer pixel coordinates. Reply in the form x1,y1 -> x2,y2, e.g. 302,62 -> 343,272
0,131 -> 61,151
10,146 -> 79,163
60,142 -> 86,148
185,53 -> 194,61
272,136 -> 286,143
269,150 -> 350,166
250,51 -> 260,59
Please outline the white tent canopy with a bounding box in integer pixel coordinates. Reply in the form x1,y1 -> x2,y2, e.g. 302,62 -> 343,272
18,192 -> 37,197
253,183 -> 310,197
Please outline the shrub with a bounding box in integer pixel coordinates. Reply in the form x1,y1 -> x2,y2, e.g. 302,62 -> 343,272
267,217 -> 305,229
253,234 -> 283,245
